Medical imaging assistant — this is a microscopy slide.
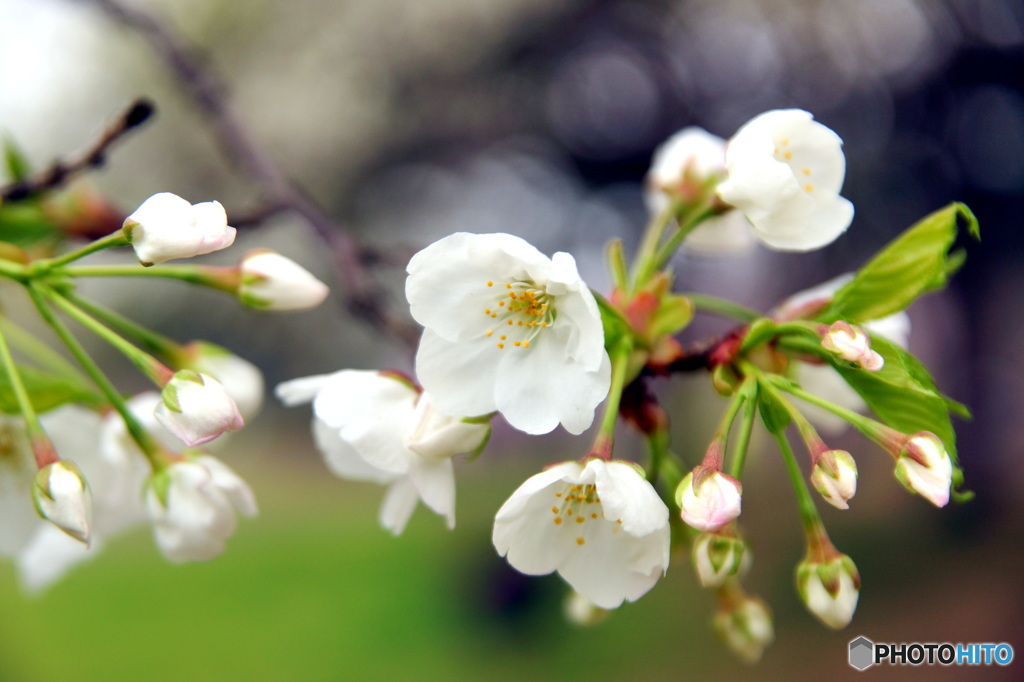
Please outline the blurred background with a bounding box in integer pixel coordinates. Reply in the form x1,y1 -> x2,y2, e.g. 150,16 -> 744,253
0,0 -> 1022,679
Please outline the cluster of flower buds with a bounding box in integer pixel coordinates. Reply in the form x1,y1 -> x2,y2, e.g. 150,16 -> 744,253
0,189 -> 329,587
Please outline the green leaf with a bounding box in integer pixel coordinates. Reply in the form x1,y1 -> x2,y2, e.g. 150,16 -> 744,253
3,135 -> 31,182
0,201 -> 60,248
0,364 -> 104,414
819,203 -> 979,323
593,291 -> 631,351
832,336 -> 965,474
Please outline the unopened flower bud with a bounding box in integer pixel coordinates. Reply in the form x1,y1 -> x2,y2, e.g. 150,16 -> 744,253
403,391 -> 490,460
563,591 -> 611,627
693,532 -> 749,588
713,594 -> 774,664
796,554 -> 860,629
122,192 -> 236,266
238,250 -> 329,311
182,342 -> 265,421
145,455 -> 257,563
32,460 -> 93,545
155,370 -> 244,447
676,467 -> 743,532
895,431 -> 952,507
821,321 -> 883,371
811,450 -> 858,510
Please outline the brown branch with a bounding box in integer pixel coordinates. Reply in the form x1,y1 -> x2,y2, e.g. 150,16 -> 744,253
0,99 -> 154,202
73,0 -> 420,349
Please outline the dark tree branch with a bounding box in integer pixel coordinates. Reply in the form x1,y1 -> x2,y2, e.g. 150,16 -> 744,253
72,0 -> 420,349
0,99 -> 154,202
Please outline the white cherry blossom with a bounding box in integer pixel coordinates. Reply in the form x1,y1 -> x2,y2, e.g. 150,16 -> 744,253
238,250 -> 330,311
122,192 -> 236,265
181,342 -> 265,421
717,109 -> 854,251
797,555 -> 861,629
646,127 -> 755,253
676,467 -> 743,532
155,370 -> 244,447
276,369 -> 489,534
779,274 -> 911,434
406,232 -> 610,435
895,431 -> 952,508
145,455 -> 257,563
492,459 -> 670,609
31,461 -> 92,545
810,449 -> 858,510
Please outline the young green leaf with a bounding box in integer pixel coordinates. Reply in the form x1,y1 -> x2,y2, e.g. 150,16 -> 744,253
0,364 -> 105,414
818,203 -> 979,324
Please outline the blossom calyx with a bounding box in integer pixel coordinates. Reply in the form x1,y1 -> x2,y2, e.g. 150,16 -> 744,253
32,460 -> 93,545
145,455 -> 257,563
810,449 -> 858,510
676,466 -> 743,532
713,593 -> 774,664
821,321 -> 883,371
693,532 -> 749,588
122,192 -> 236,266
895,431 -> 952,507
238,250 -> 330,311
796,554 -> 860,629
155,370 -> 244,447
717,109 -> 853,252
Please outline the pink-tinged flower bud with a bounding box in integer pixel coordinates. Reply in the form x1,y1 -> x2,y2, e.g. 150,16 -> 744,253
894,431 -> 952,507
154,370 -> 244,447
810,450 -> 858,510
796,554 -> 860,629
238,250 -> 329,311
122,192 -> 236,266
145,455 -> 257,563
32,460 -> 93,545
181,342 -> 265,421
714,593 -> 774,664
693,532 -> 749,588
676,467 -> 743,532
821,321 -> 884,371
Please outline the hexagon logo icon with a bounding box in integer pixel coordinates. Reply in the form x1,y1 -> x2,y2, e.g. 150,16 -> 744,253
849,636 -> 875,670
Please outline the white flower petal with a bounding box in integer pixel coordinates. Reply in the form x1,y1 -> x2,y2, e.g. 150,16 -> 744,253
407,456 -> 456,529
379,477 -> 420,535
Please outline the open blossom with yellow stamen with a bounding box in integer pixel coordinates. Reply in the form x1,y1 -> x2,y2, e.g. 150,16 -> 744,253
406,232 -> 610,435
717,109 -> 853,252
492,459 -> 670,609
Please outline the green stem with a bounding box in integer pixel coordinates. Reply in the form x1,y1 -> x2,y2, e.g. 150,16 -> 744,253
37,232 -> 128,270
43,290 -> 173,386
630,201 -> 678,293
774,429 -> 822,536
606,239 -> 630,292
685,293 -> 761,323
652,203 -> 716,269
27,284 -> 168,470
60,264 -> 239,292
591,339 -> 634,460
0,258 -> 29,283
769,378 -> 881,441
0,317 -> 92,386
729,381 -> 758,479
63,291 -> 180,361
0,320 -> 54,464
